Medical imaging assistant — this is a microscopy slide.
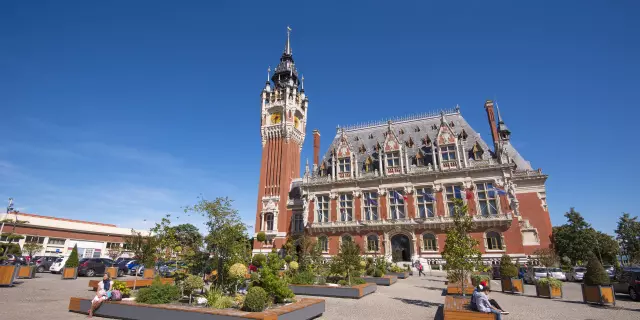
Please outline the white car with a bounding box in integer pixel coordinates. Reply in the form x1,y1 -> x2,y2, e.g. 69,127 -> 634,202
49,256 -> 69,274
567,267 -> 586,282
548,267 -> 567,281
524,267 -> 548,284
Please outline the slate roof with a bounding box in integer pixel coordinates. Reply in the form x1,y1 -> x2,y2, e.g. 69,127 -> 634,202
317,108 -> 532,174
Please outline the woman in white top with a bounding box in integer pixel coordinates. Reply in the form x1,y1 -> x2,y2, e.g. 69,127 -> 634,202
88,273 -> 114,318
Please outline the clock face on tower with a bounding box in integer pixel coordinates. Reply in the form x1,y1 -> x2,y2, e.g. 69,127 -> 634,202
270,113 -> 282,124
294,116 -> 300,129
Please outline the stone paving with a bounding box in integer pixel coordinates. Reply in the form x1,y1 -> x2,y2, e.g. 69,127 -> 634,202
1,271 -> 639,319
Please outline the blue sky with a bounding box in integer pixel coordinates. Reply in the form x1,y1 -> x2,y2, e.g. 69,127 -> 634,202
0,1 -> 638,235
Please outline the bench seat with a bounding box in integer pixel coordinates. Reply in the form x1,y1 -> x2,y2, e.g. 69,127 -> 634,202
443,296 -> 496,320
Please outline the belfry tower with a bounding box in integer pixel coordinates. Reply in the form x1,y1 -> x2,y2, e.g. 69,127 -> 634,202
255,27 -> 309,249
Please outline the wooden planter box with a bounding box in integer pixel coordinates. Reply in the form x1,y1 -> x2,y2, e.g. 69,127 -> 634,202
362,275 -> 397,286
444,296 -> 497,320
143,268 -> 155,279
446,282 -> 475,295
106,267 -> 118,278
62,267 -> 78,280
0,265 -> 19,286
89,278 -> 175,290
289,283 -> 376,298
536,284 -> 563,299
68,297 -> 325,320
500,278 -> 523,294
386,271 -> 410,279
18,265 -> 37,279
581,284 -> 615,306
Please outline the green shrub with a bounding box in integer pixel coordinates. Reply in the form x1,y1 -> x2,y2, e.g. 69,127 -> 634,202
253,254 -> 266,268
243,287 -> 269,312
499,255 -> 518,279
289,261 -> 299,271
284,255 -> 292,263
584,254 -> 610,285
250,272 -> 261,286
290,270 -> 315,285
351,277 -> 366,285
207,288 -> 235,309
337,279 -> 348,286
471,274 -> 490,287
229,263 -> 248,280
113,280 -> 131,297
536,277 -> 563,289
65,244 -> 79,268
389,265 -> 403,273
182,274 -> 205,297
256,232 -> 266,243
373,269 -> 384,277
136,279 -> 181,304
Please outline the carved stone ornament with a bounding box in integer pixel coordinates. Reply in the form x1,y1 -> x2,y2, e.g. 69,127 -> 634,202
432,184 -> 443,192
352,189 -> 362,198
403,185 -> 414,195
462,178 -> 473,189
377,188 -> 388,196
263,199 -> 277,211
329,191 -> 338,200
493,178 -> 505,188
302,198 -> 309,226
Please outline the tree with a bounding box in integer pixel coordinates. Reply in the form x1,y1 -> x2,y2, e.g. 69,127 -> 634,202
331,239 -> 362,285
592,231 -> 619,266
22,242 -> 44,262
256,232 -> 266,253
124,229 -> 157,269
185,197 -> 249,288
499,254 -> 518,279
65,244 -> 79,268
173,223 -> 203,251
151,214 -> 179,264
534,248 -> 558,277
552,208 -> 596,265
441,198 -> 483,296
584,253 -> 610,285
615,213 -> 640,265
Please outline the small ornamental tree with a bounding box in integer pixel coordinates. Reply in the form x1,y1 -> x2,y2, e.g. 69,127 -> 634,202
332,239 -> 362,286
584,253 -> 610,285
22,242 -> 43,263
65,244 -> 80,268
534,248 -> 558,278
441,198 -> 483,296
257,232 -> 267,252
499,254 -> 518,279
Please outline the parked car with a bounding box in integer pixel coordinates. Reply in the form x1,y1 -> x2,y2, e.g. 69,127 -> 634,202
127,260 -> 141,275
34,256 -> 59,272
548,267 -> 567,281
77,258 -> 116,277
524,267 -> 548,284
603,265 -> 615,280
2,254 -> 28,266
613,267 -> 640,301
518,266 -> 527,279
567,266 -> 586,282
49,256 -> 69,273
115,257 -> 133,265
116,259 -> 133,277
159,261 -> 188,277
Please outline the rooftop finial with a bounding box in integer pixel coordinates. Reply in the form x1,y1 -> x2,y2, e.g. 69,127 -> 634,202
496,100 -> 504,122
301,74 -> 305,91
285,26 -> 292,55
267,66 -> 271,82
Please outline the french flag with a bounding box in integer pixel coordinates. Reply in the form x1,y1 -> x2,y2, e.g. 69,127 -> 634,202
489,186 -> 507,196
367,198 -> 378,206
394,191 -> 408,201
420,190 -> 436,201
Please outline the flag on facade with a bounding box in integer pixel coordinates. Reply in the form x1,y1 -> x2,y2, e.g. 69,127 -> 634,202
466,189 -> 473,200
367,198 -> 378,206
394,190 -> 408,201
489,186 -> 507,196
419,190 -> 436,201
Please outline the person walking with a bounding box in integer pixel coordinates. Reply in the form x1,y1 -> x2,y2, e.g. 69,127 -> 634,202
417,262 -> 425,276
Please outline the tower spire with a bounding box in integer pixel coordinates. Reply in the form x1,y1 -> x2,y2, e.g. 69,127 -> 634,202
496,100 -> 504,122
285,26 -> 292,55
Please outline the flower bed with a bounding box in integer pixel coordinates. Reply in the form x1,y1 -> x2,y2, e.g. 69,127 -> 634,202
362,275 -> 397,286
68,297 -> 325,320
288,283 -> 377,298
88,278 -> 174,290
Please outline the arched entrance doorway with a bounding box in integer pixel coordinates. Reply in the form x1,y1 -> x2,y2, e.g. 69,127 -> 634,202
391,234 -> 411,262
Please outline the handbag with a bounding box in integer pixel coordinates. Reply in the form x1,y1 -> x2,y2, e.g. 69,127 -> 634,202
111,290 -> 122,301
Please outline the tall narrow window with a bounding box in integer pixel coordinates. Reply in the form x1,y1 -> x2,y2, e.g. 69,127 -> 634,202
367,235 -> 379,252
317,236 -> 328,252
386,151 -> 400,167
416,187 -> 435,218
316,195 -> 330,222
486,231 -> 504,250
389,190 -> 406,219
441,145 -> 457,161
476,182 -> 499,215
265,213 -> 274,231
363,191 -> 379,221
338,157 -> 351,173
423,233 -> 437,251
339,194 -> 353,221
293,213 -> 304,232
25,236 -> 45,244
445,185 -> 463,216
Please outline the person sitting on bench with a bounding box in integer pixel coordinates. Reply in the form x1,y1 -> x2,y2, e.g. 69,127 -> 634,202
474,284 -> 505,319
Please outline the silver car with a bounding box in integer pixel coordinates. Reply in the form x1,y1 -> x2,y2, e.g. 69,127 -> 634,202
548,267 -> 567,281
567,266 -> 586,282
525,267 -> 549,284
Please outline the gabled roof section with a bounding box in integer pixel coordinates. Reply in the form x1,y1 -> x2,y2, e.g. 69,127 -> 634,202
335,129 -> 353,158
436,113 -> 457,146
383,121 -> 401,152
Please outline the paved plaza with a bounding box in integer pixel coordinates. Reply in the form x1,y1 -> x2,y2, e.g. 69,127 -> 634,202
1,272 -> 639,319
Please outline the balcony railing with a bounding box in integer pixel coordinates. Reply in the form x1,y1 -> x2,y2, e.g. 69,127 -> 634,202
308,213 -> 512,231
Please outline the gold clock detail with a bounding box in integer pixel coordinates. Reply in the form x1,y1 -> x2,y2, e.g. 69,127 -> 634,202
270,113 -> 282,124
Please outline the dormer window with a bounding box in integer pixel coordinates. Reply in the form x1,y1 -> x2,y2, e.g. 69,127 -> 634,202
364,156 -> 373,172
471,142 -> 484,160
386,151 -> 400,168
441,145 -> 456,161
338,157 -> 351,174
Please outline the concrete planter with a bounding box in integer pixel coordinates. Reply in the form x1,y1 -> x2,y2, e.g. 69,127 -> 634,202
536,284 -> 563,299
17,265 -> 36,279
582,284 -> 615,306
68,297 -> 325,319
62,267 -> 78,280
106,267 -> 118,278
289,283 -> 377,298
0,265 -> 19,286
500,278 -> 524,294
386,271 -> 410,279
89,278 -> 175,290
143,268 -> 155,279
362,275 -> 397,286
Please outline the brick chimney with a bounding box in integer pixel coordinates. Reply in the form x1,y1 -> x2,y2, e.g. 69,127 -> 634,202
484,100 -> 499,148
313,129 -> 321,167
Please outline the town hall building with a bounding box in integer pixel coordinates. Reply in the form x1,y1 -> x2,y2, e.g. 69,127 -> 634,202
254,30 -> 552,267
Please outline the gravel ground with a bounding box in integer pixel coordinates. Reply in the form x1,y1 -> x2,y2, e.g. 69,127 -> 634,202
1,271 -> 639,320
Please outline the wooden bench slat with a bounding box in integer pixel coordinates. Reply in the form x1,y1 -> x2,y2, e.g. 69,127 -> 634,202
443,296 -> 496,320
